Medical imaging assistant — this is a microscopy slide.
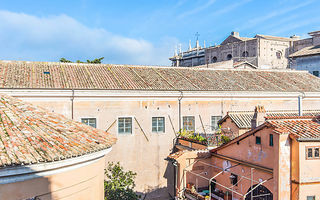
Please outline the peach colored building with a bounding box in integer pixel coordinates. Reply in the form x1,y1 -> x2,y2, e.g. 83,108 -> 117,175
169,115 -> 320,200
0,94 -> 116,200
219,107 -> 320,138
2,61 -> 320,199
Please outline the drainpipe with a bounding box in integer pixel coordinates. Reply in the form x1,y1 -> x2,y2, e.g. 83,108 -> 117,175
178,91 -> 183,132
298,92 -> 305,116
71,89 -> 74,119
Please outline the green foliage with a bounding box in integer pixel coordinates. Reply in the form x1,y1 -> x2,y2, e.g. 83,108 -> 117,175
104,162 -> 139,200
59,57 -> 104,64
87,57 -> 104,64
178,130 -> 207,143
221,135 -> 231,144
59,58 -> 72,63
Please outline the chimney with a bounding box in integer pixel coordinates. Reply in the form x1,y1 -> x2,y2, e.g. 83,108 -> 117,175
251,105 -> 266,129
231,31 -> 240,38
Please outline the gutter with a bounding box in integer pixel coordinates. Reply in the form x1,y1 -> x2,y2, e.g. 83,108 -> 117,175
0,148 -> 112,184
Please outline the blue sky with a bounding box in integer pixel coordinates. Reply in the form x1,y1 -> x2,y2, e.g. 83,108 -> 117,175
0,0 -> 319,65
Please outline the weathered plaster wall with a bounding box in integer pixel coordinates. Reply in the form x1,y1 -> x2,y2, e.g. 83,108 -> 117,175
0,155 -> 106,200
277,134 -> 291,199
298,141 -> 320,199
291,55 -> 320,74
6,90 -> 320,199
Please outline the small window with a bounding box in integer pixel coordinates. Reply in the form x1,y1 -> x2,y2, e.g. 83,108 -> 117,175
183,116 -> 195,132
231,173 -> 238,186
227,54 -> 232,60
212,56 -> 217,63
242,51 -> 249,57
307,148 -> 313,158
307,196 -> 315,200
118,117 -> 132,134
315,147 -> 319,158
211,116 -> 222,131
276,51 -> 282,59
256,136 -> 261,145
312,71 -> 319,77
152,117 -> 165,133
269,134 -> 274,147
81,118 -> 96,128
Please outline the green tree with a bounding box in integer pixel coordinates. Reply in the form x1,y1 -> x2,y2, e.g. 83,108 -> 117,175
104,162 -> 139,200
59,58 -> 72,63
87,57 -> 104,64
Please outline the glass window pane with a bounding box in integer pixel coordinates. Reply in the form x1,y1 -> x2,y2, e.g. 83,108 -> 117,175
315,148 -> 319,158
118,117 -> 132,134
152,117 -> 165,133
308,148 -> 313,158
81,118 -> 96,128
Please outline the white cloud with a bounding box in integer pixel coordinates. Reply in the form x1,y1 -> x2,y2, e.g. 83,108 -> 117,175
0,10 -> 173,65
238,0 -> 315,31
177,0 -> 217,19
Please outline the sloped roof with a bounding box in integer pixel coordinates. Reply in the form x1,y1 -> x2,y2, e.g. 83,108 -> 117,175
219,110 -> 320,129
0,61 -> 320,92
255,34 -> 293,42
289,45 -> 320,58
268,119 -> 320,141
0,94 -> 116,168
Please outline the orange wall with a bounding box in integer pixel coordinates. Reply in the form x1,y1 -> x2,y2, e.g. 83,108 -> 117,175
0,156 -> 106,200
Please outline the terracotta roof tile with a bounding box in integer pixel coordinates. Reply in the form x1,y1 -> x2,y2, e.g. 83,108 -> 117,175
289,45 -> 320,58
220,110 -> 320,129
267,119 -> 320,140
0,61 -> 319,92
0,94 -> 116,168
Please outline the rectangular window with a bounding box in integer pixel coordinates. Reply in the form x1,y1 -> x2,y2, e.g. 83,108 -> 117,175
312,71 -> 319,77
231,173 -> 238,186
315,148 -> 319,158
307,196 -> 315,200
269,134 -> 274,147
183,116 -> 195,132
81,118 -> 96,128
211,116 -> 222,130
152,117 -> 165,133
256,136 -> 261,145
118,117 -> 132,134
307,148 -> 313,159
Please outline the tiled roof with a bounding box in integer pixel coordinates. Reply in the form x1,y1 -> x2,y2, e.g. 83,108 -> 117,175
219,110 -> 320,129
0,61 -> 320,92
167,151 -> 186,160
289,45 -> 320,58
0,94 -> 116,168
267,119 -> 320,141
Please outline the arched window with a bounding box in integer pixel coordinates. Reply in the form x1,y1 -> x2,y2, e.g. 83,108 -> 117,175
242,51 -> 249,57
245,184 -> 273,200
227,54 -> 232,60
276,51 -> 282,59
212,56 -> 217,63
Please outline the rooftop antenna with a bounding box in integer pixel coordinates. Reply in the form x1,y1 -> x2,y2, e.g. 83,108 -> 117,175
188,40 -> 192,51
203,40 -> 206,48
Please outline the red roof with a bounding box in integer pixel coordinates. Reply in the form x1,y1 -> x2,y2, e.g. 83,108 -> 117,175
0,94 -> 116,168
267,119 -> 320,140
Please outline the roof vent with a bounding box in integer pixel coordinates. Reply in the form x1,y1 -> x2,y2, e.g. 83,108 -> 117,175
43,71 -> 50,75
